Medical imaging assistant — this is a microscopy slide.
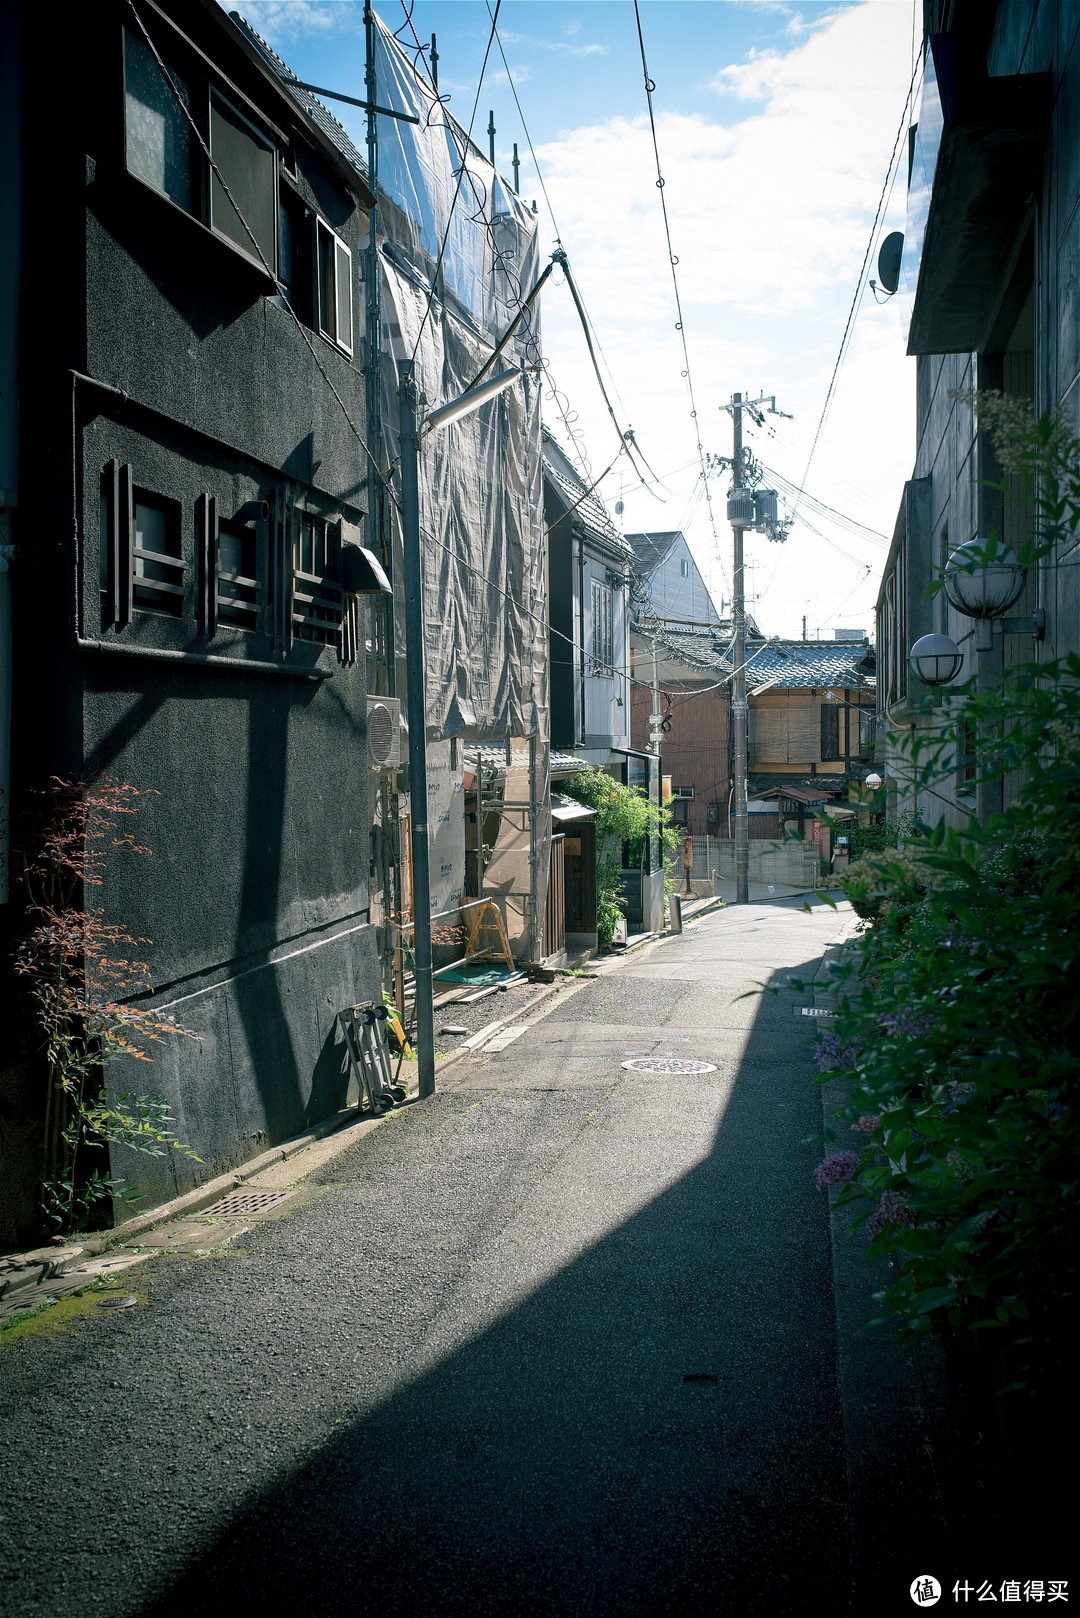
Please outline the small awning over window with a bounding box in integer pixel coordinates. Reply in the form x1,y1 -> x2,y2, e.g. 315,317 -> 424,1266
551,795 -> 597,824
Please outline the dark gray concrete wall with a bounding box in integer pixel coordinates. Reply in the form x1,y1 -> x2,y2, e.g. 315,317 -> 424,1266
6,0 -> 382,1228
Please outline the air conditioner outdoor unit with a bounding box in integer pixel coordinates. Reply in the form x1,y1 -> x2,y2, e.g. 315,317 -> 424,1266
366,696 -> 406,770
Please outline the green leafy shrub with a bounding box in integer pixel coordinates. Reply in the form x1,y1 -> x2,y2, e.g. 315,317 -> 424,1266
814,401 -> 1080,1408
562,768 -> 677,948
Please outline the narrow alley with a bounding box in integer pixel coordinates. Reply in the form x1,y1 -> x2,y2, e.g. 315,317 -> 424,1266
0,899 -> 950,1617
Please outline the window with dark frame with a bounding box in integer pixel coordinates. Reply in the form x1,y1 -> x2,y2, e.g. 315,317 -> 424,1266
123,26 -> 195,211
820,702 -> 840,762
132,490 -> 185,617
217,518 -> 260,631
122,24 -> 359,360
209,90 -> 277,267
293,513 -> 343,645
316,219 -> 353,354
857,705 -> 875,761
123,25 -> 278,273
591,578 -> 614,673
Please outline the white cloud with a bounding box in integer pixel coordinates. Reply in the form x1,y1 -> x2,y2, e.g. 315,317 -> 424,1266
528,0 -> 916,637
498,29 -> 608,58
233,1 -> 354,44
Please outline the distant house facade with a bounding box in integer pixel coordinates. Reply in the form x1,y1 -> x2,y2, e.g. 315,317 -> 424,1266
747,638 -> 877,791
627,532 -> 730,837
877,0 -> 1080,828
546,430 -> 633,764
745,636 -> 877,855
1,0 -> 383,1241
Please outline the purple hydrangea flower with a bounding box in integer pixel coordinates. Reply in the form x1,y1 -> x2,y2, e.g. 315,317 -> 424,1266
814,1031 -> 859,1074
815,1151 -> 860,1192
865,1190 -> 913,1238
881,1010 -> 934,1039
851,1114 -> 881,1134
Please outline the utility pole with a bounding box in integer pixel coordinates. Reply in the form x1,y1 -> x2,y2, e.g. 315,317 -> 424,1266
722,391 -> 790,905
730,393 -> 750,906
399,364 -> 525,1100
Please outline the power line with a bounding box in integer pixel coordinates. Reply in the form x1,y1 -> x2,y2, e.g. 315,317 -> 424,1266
793,50 -> 923,522
632,1 -> 727,581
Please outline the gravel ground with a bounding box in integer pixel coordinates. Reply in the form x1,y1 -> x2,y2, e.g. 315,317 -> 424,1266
429,971 -> 598,1050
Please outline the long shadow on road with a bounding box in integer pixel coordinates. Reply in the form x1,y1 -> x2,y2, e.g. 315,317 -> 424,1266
139,953 -> 851,1618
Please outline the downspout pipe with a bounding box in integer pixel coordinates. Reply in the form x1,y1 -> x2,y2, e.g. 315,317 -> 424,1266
0,5 -> 21,903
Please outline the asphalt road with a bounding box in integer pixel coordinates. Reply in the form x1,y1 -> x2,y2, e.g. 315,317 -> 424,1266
1,897 -> 867,1618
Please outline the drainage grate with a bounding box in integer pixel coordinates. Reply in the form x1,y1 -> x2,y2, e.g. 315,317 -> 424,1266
621,1057 -> 718,1075
202,1190 -> 294,1219
800,1007 -> 834,1018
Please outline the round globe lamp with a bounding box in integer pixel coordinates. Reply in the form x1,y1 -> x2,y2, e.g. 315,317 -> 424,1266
944,539 -> 1026,618
909,632 -> 963,686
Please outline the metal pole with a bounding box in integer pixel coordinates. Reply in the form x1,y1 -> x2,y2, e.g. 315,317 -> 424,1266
974,619 -> 1001,827
731,393 -> 749,905
399,373 -> 436,1100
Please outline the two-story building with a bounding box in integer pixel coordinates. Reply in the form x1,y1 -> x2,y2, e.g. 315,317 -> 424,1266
1,0 -> 387,1243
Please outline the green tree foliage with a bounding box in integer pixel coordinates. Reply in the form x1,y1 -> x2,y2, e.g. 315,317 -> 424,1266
12,778 -> 200,1234
562,768 -> 678,948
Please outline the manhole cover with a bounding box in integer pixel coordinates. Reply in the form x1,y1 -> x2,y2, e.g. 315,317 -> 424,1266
202,1190 -> 293,1218
621,1057 -> 717,1075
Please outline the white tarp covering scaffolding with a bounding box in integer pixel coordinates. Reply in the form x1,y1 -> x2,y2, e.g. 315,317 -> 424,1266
372,17 -> 551,950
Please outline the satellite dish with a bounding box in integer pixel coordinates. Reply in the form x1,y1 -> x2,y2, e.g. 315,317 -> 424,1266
877,231 -> 903,294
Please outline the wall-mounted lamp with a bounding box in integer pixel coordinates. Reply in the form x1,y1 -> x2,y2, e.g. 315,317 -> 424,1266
910,539 -> 1046,688
943,538 -> 1026,618
943,538 -> 1045,646
909,631 -> 964,686
864,772 -> 883,791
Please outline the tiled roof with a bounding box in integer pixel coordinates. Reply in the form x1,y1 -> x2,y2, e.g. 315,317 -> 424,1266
542,429 -> 629,558
629,628 -> 875,688
465,746 -> 587,779
634,625 -> 732,675
742,639 -> 875,691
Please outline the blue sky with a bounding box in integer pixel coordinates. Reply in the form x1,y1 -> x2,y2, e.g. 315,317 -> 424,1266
231,1 -> 920,638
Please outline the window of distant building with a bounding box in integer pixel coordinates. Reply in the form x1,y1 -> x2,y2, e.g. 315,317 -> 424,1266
680,558 -> 689,577
591,579 -> 614,674
820,703 -> 840,762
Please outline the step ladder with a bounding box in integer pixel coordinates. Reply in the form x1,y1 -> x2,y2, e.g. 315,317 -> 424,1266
339,1002 -> 406,1113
